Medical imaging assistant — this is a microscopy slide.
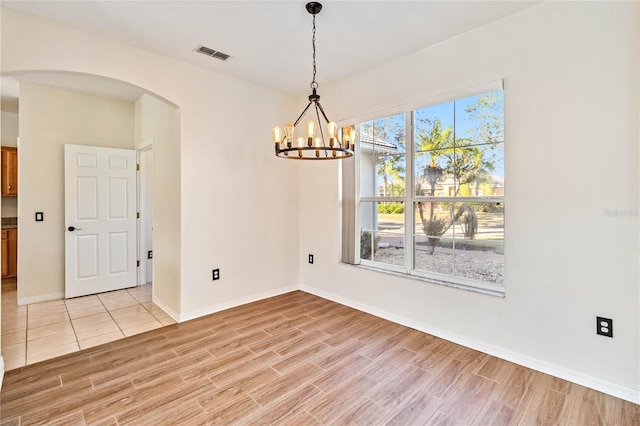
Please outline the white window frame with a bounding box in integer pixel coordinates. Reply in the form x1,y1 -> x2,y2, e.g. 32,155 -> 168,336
342,80 -> 505,296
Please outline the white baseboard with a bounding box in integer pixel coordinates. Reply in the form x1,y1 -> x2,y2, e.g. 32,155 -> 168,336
18,292 -> 64,306
300,284 -> 640,405
177,285 -> 299,323
0,355 -> 4,389
151,296 -> 180,323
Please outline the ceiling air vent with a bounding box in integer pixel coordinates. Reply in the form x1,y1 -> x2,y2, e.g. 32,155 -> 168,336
194,45 -> 231,61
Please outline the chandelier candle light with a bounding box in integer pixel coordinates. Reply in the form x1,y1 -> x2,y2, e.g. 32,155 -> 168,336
272,2 -> 356,160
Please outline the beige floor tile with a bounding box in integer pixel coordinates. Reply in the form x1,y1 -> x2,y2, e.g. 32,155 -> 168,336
2,309 -> 27,321
1,303 -> 16,312
2,341 -> 26,358
127,290 -> 151,299
101,298 -> 140,311
2,342 -> 26,370
71,312 -> 113,328
27,328 -> 78,352
142,301 -> 161,312
1,329 -> 27,346
74,320 -> 120,341
67,304 -> 108,319
121,321 -> 163,337
109,305 -> 151,320
27,321 -> 74,341
98,290 -> 136,302
4,354 -> 26,370
128,285 -> 152,296
65,295 -> 102,311
130,288 -> 152,297
2,304 -> 26,315
1,313 -> 27,334
28,311 -> 71,329
132,294 -> 152,303
151,309 -> 177,326
2,322 -> 27,336
27,341 -> 79,365
28,300 -> 67,319
113,312 -> 158,329
128,284 -> 151,292
1,289 -> 17,297
78,330 -> 125,350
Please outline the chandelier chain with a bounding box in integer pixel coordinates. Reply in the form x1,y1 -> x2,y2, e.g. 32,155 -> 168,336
311,13 -> 318,90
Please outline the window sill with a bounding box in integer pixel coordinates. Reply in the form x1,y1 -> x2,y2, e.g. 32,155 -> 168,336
352,262 -> 506,298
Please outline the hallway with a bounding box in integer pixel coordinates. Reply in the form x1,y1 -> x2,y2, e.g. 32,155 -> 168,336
1,280 -> 175,370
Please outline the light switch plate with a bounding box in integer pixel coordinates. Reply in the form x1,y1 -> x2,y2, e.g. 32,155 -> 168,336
35,212 -> 44,222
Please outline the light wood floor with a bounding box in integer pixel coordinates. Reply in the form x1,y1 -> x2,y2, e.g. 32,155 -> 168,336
1,291 -> 638,425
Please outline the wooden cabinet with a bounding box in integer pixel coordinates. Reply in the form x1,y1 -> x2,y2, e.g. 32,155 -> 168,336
1,146 -> 18,196
2,228 -> 17,278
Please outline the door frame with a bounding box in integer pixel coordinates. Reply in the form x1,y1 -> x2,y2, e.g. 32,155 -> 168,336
136,140 -> 153,286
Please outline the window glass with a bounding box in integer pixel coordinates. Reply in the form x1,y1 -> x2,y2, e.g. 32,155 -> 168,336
413,201 -> 454,275
450,202 -> 504,284
360,201 -> 405,268
355,89 -> 504,292
453,92 -> 505,192
358,113 -> 406,199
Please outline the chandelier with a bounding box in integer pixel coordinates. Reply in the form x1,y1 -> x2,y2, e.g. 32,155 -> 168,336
272,2 -> 356,160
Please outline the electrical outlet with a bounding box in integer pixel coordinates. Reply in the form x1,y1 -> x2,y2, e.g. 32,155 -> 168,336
308,254 -> 314,264
596,316 -> 613,337
147,250 -> 153,259
212,269 -> 220,281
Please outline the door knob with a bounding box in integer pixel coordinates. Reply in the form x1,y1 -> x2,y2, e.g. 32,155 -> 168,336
67,226 -> 82,232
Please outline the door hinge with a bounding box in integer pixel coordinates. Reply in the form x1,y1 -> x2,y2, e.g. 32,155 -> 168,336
137,260 -> 140,267
137,212 -> 140,219
136,164 -> 140,171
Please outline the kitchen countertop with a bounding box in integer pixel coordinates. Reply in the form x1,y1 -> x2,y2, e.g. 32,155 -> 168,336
2,217 -> 17,228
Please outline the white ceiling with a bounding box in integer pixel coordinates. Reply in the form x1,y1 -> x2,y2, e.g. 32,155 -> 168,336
0,0 -> 541,106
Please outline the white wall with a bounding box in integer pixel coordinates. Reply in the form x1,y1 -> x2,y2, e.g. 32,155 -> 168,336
299,1 -> 639,402
0,7 -> 299,318
17,82 -> 135,302
135,94 -> 181,316
1,111 -> 19,217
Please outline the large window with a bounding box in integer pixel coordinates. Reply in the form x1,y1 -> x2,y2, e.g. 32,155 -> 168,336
355,89 -> 504,294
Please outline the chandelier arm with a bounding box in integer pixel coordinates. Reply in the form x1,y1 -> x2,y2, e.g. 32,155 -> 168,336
314,105 -> 328,157
315,101 -> 331,125
293,102 -> 314,127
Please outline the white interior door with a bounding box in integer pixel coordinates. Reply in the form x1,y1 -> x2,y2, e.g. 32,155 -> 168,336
65,144 -> 137,298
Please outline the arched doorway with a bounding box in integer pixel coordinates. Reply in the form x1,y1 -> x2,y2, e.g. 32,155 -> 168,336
0,71 -> 181,369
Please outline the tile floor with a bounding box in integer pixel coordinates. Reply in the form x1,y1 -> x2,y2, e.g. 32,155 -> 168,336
1,279 -> 175,371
